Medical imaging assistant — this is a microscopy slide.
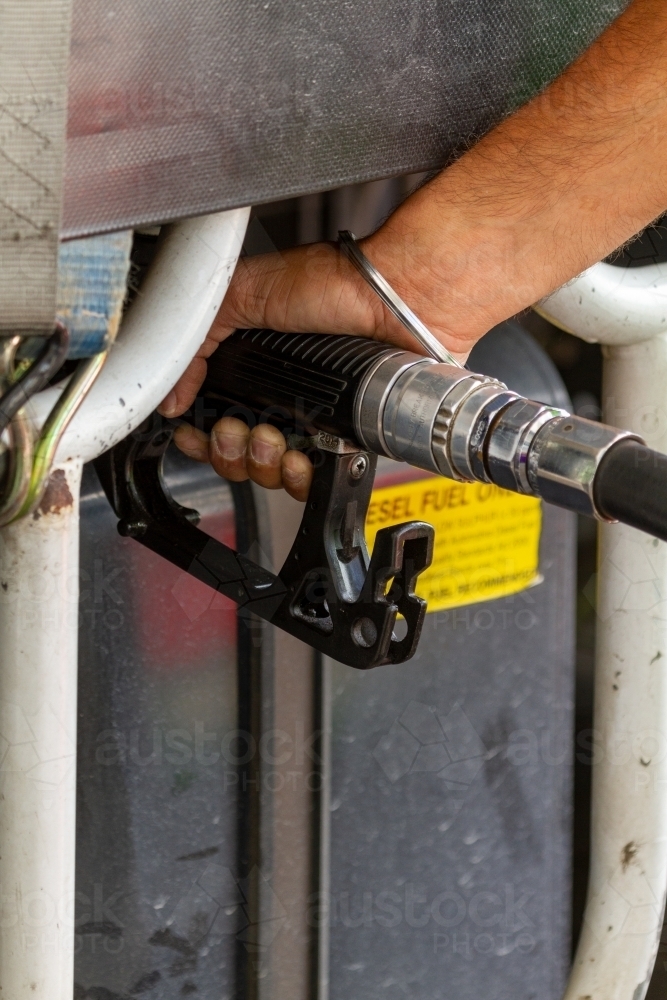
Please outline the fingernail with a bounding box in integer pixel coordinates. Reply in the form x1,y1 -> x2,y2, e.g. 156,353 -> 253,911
249,437 -> 281,466
282,466 -> 304,485
213,431 -> 247,462
175,429 -> 206,459
159,390 -> 177,416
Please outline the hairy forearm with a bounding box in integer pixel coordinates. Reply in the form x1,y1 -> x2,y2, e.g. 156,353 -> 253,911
365,0 -> 667,352
166,0 -> 667,493
166,0 -> 667,469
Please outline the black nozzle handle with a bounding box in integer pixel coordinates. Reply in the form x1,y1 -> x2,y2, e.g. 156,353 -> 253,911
196,328 -> 395,442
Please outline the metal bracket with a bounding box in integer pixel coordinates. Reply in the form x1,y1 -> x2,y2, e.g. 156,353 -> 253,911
94,417 -> 434,669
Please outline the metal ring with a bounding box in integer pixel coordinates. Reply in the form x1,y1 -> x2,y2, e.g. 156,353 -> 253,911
337,230 -> 463,368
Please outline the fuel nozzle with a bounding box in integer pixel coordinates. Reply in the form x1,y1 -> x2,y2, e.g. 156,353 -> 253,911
197,329 -> 667,542
358,351 -> 638,520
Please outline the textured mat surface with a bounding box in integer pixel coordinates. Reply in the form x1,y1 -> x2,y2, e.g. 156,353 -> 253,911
64,0 -> 628,236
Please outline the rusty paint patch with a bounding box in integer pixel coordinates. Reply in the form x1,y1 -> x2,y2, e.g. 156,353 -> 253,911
33,469 -> 73,519
621,841 -> 638,872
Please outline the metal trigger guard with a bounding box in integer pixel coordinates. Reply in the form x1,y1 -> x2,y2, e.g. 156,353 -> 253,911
94,417 -> 434,669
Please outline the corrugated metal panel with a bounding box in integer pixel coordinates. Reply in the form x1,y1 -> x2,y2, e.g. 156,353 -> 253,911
63,0 -> 628,237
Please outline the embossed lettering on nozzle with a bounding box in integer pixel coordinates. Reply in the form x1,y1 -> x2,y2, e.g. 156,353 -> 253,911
485,399 -> 568,495
446,384 -> 519,482
353,349 -> 431,457
373,361 -> 507,479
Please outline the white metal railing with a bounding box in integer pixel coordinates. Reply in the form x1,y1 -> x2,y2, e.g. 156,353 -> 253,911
0,207 -> 249,1000
541,263 -> 667,1000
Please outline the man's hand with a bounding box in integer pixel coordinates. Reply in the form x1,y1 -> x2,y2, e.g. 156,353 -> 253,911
158,242 -> 436,502
161,0 -> 667,502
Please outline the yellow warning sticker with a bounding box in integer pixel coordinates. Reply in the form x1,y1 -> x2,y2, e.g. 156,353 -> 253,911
365,478 -> 542,612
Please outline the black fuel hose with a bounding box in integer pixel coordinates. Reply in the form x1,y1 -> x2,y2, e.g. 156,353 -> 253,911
0,322 -> 70,437
594,439 -> 667,542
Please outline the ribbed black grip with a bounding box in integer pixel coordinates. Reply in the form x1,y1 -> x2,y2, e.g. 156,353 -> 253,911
198,329 -> 392,439
594,439 -> 667,541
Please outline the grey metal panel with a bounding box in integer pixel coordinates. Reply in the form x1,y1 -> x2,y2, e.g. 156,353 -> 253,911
75,451 -> 241,999
63,1 -> 628,237
325,322 -> 576,998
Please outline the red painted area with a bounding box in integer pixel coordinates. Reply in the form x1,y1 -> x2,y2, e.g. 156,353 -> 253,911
128,511 -> 237,672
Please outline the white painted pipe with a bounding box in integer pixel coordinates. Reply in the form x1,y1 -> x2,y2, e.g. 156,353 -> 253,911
27,207 -> 251,465
538,260 -> 667,346
0,207 -> 249,1000
540,268 -> 667,1000
0,458 -> 83,1000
